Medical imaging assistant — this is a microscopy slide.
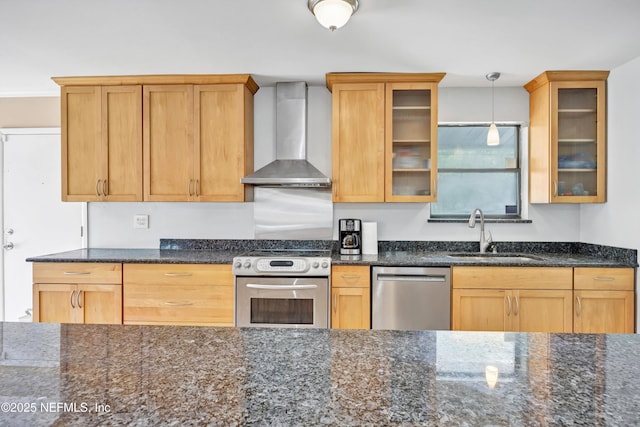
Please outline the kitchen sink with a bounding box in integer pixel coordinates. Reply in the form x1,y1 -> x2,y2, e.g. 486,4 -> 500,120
446,253 -> 545,262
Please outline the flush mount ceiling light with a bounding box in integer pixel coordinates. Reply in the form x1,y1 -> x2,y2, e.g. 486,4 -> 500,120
486,72 -> 500,146
308,0 -> 359,31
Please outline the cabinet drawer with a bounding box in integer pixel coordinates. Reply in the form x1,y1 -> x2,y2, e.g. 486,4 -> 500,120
123,263 -> 232,286
452,267 -> 573,290
332,265 -> 370,288
33,263 -> 122,284
574,268 -> 634,291
123,282 -> 234,325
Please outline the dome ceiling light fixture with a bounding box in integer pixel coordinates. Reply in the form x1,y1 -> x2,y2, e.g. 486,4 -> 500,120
486,72 -> 501,146
308,0 -> 359,31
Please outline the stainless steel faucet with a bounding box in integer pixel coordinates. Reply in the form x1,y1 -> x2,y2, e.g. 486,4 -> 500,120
468,208 -> 493,253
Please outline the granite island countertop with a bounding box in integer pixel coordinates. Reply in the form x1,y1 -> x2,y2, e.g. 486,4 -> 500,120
1,322 -> 639,426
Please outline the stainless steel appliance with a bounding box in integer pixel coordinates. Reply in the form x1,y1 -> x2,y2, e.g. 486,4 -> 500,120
372,266 -> 451,330
339,219 -> 361,255
233,250 -> 331,328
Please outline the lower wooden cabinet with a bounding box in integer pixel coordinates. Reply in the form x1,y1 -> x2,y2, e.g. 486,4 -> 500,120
331,265 -> 370,329
573,267 -> 635,333
32,262 -> 123,324
123,263 -> 234,326
452,267 -> 574,333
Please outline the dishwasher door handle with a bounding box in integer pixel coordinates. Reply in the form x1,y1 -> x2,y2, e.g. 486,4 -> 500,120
376,275 -> 447,282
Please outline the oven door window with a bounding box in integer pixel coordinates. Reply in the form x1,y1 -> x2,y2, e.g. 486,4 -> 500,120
250,298 -> 313,325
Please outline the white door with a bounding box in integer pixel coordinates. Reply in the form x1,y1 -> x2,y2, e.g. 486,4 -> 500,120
1,128 -> 85,321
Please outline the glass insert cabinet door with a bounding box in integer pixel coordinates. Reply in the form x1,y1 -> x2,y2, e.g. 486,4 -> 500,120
385,82 -> 439,202
551,81 -> 606,202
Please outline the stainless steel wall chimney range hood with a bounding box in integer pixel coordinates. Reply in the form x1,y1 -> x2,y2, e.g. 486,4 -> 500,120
241,81 -> 331,187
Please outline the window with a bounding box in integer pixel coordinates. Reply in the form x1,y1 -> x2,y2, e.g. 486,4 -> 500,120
430,124 -> 520,218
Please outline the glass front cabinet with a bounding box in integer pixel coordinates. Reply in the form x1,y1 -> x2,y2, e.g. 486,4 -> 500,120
327,73 -> 444,203
525,71 -> 609,203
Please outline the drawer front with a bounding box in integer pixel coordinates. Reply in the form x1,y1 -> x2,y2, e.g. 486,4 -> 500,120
574,267 -> 634,291
332,265 -> 370,288
123,282 -> 234,325
123,263 -> 233,286
452,267 -> 573,290
33,263 -> 122,284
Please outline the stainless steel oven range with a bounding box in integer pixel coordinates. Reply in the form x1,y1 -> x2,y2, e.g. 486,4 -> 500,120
233,250 -> 331,328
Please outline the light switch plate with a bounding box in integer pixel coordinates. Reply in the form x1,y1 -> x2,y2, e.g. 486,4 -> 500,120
134,214 -> 149,229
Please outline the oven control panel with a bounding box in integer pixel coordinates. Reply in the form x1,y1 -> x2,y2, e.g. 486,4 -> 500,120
232,256 -> 331,276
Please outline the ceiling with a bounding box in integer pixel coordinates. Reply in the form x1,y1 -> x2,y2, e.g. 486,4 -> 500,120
2,0 -> 640,96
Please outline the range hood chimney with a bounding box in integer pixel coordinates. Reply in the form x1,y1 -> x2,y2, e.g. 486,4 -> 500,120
241,82 -> 331,187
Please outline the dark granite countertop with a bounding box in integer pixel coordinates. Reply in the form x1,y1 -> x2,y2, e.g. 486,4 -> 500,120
1,322 -> 639,426
26,239 -> 637,268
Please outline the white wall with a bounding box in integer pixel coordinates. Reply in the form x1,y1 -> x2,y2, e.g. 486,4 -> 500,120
580,56 -> 640,249
89,85 -> 582,248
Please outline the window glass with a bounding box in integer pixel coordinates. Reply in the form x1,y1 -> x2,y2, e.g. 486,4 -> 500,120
431,125 -> 520,218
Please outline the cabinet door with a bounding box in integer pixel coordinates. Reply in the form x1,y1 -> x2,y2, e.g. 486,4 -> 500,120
574,290 -> 635,334
144,85 -> 194,201
33,283 -> 79,323
513,289 -> 573,333
550,80 -> 606,203
194,84 -> 249,201
102,86 -> 143,201
331,83 -> 385,202
61,86 -> 101,201
385,82 -> 438,202
331,287 -> 370,329
452,289 -> 507,331
78,284 -> 122,325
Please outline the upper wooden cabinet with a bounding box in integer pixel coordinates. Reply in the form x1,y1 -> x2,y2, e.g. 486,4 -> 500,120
326,73 -> 445,202
60,85 -> 142,201
525,71 -> 609,203
53,74 -> 258,202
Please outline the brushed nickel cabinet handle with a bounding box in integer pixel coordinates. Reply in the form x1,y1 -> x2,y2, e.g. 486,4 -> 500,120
76,290 -> 82,309
514,296 -> 519,316
187,180 -> 193,197
593,277 -> 615,281
164,273 -> 193,277
576,296 -> 582,316
164,301 -> 194,307
341,275 -> 361,279
102,179 -> 107,196
64,271 -> 91,275
70,290 -> 76,309
195,179 -> 199,197
506,295 -> 511,316
553,180 -> 558,197
95,180 -> 102,197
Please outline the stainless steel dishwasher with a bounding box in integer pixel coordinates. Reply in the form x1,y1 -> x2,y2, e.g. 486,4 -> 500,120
372,266 -> 451,330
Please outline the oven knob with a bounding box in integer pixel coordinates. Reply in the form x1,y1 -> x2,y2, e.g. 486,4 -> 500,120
321,261 -> 329,269
243,261 -> 252,269
234,261 -> 242,269
312,261 -> 319,268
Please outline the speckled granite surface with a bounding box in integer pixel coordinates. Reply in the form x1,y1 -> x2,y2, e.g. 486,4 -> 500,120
1,322 -> 639,426
26,240 -> 637,267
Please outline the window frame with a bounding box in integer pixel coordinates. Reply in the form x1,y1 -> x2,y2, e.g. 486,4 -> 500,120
430,123 -> 523,220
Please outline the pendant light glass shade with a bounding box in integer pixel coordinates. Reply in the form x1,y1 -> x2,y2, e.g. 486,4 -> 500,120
487,123 -> 500,146
308,0 -> 359,31
486,72 -> 500,146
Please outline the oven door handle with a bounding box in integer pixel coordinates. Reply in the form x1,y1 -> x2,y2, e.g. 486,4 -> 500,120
246,283 -> 319,290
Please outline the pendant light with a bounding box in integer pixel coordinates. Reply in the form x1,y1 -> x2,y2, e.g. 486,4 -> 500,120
308,0 -> 359,31
486,72 -> 500,146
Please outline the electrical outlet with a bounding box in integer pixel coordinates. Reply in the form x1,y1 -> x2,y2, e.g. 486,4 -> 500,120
134,214 -> 149,229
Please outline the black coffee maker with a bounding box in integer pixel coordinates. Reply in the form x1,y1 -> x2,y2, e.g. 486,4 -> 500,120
339,219 -> 362,255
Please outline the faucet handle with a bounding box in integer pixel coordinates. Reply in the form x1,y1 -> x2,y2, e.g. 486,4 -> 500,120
486,230 -> 493,244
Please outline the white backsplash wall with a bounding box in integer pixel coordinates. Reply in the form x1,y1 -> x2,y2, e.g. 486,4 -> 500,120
89,84 -> 582,248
